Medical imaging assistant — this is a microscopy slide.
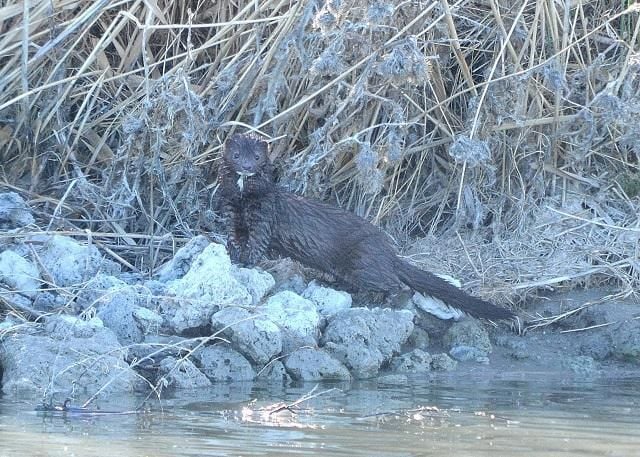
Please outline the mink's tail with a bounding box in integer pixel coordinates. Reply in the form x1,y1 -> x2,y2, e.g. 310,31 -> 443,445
395,259 -> 514,320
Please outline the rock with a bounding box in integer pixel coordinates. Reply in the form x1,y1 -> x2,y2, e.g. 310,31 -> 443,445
0,192 -> 34,229
128,335 -> 199,363
302,280 -> 352,317
142,279 -> 167,297
579,334 -> 612,361
132,307 -> 163,333
563,356 -> 598,376
166,243 -> 252,333
0,286 -> 34,314
97,287 -> 145,344
211,307 -> 282,366
444,320 -> 492,355
321,307 -> 414,378
449,345 -> 490,363
267,258 -> 307,294
155,235 -> 210,282
609,321 -> 640,363
261,291 -> 321,352
138,280 -> 170,312
75,274 -> 127,309
430,353 -> 458,371
412,311 -> 452,344
390,349 -> 432,373
73,276 -> 163,343
230,267 -> 275,305
495,335 -> 529,360
407,327 -> 430,350
0,318 -> 15,333
32,291 -> 65,311
0,250 -> 40,297
45,315 -> 109,339
157,356 -> 212,389
0,317 -> 141,396
36,235 -> 119,287
284,348 -> 351,381
256,361 -> 292,384
195,345 -> 255,382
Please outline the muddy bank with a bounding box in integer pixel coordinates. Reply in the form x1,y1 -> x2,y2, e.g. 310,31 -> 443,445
0,192 -> 638,399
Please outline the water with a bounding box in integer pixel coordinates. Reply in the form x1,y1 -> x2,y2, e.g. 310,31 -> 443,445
1,373 -> 638,457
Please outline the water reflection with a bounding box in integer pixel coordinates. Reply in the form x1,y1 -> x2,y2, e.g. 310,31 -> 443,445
0,374 -> 638,457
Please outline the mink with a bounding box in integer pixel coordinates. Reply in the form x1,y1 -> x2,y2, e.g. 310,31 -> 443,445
219,133 -> 514,320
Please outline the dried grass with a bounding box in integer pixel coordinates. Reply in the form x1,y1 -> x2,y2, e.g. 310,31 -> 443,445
1,0 -> 639,305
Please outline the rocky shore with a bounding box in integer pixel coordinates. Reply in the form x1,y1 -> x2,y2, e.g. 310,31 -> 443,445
0,192 -> 638,399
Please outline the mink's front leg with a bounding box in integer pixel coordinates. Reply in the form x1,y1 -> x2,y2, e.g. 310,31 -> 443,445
222,199 -> 248,263
240,199 -> 274,266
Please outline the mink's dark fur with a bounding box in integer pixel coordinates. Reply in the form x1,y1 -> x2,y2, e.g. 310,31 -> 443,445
220,133 -> 514,320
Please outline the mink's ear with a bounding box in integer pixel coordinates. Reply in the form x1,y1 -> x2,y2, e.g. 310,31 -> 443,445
255,136 -> 269,156
224,133 -> 243,149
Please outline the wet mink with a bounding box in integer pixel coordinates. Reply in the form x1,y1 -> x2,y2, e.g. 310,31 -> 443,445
220,133 -> 514,320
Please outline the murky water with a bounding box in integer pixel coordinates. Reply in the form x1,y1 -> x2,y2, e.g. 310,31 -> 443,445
0,373 -> 638,457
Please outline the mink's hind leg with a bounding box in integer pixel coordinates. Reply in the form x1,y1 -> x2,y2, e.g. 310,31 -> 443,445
241,200 -> 274,266
340,259 -> 406,297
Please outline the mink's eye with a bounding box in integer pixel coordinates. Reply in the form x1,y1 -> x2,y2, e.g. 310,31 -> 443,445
254,153 -> 260,160
233,152 -> 239,159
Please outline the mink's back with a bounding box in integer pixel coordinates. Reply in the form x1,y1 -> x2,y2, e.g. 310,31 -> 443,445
270,191 -> 399,283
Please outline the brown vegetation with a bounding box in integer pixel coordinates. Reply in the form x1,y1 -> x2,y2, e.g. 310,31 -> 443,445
1,0 -> 639,306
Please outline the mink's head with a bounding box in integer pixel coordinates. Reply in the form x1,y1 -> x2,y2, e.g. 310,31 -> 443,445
223,133 -> 270,176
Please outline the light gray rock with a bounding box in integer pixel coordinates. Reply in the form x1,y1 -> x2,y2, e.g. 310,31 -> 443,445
302,280 -> 352,318
132,307 -> 163,333
166,243 -> 252,333
231,266 -> 275,305
0,250 -> 40,297
430,353 -> 458,371
155,235 -> 210,282
211,307 -> 282,366
32,291 -> 66,311
284,348 -> 351,381
0,318 -> 15,333
0,192 -> 34,229
36,235 -> 119,287
195,345 -> 256,382
449,345 -> 490,363
1,316 -> 141,396
128,335 -> 199,363
321,307 -> 414,378
45,315 -> 108,339
0,285 -> 34,313
256,360 -> 292,384
76,274 -> 127,309
96,288 -> 145,344
75,277 -> 162,343
390,349 -> 432,374
137,280 -> 170,313
444,320 -> 492,355
261,291 -> 321,352
157,356 -> 212,389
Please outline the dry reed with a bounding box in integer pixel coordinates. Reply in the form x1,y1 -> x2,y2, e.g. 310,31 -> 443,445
1,0 -> 639,306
